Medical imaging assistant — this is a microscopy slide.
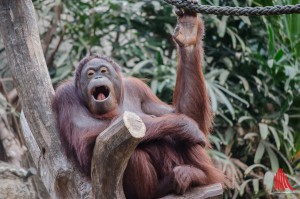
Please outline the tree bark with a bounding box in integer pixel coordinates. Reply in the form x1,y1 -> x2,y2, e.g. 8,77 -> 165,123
92,111 -> 146,199
0,112 -> 26,166
0,161 -> 36,199
0,1 -> 91,198
0,93 -> 26,166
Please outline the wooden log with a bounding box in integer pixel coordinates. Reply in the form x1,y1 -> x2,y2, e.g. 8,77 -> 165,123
160,183 -> 223,199
92,111 -> 146,199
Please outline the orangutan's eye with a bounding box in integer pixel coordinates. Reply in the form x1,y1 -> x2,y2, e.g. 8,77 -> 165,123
87,70 -> 95,78
100,67 -> 108,73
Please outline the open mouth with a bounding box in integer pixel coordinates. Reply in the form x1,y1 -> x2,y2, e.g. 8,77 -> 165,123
92,86 -> 110,101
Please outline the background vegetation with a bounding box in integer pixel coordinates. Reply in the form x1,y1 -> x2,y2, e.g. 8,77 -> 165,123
0,0 -> 299,198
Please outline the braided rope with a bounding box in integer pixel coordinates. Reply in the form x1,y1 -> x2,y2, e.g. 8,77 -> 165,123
162,0 -> 300,16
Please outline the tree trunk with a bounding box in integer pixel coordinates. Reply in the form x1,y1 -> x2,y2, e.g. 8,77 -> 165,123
0,1 -> 91,198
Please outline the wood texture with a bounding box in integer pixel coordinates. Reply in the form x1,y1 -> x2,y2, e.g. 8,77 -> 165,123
0,161 -> 36,199
0,105 -> 26,166
160,183 -> 223,199
0,1 -> 91,198
92,111 -> 146,199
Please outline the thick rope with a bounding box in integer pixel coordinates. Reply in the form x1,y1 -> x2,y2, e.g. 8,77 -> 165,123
162,0 -> 300,16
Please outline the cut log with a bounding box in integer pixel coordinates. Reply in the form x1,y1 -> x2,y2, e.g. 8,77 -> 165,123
92,111 -> 146,199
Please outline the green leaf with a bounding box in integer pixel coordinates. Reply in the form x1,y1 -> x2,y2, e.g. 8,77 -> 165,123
254,141 -> 265,164
252,179 -> 259,194
268,127 -> 280,150
240,16 -> 251,25
274,49 -> 284,62
236,75 -> 250,92
267,25 -> 275,56
267,59 -> 274,68
151,80 -> 158,94
232,0 -> 239,6
225,128 -> 234,145
217,112 -> 233,126
244,132 -> 258,140
238,116 -> 254,124
280,91 -> 293,113
239,179 -> 251,196
129,60 -> 152,75
233,32 -> 246,52
245,164 -> 268,175
156,51 -> 164,65
215,84 -> 249,107
285,66 -> 298,79
263,171 -> 274,193
259,123 -> 269,140
157,79 -> 167,93
268,144 -> 294,174
210,135 -> 221,151
151,1 -> 161,11
226,28 -> 237,49
218,16 -> 228,38
205,70 -> 225,80
51,66 -> 72,84
206,83 -> 218,112
211,85 -> 235,118
281,114 -> 289,139
265,145 -> 279,172
219,70 -> 229,85
222,57 -> 233,69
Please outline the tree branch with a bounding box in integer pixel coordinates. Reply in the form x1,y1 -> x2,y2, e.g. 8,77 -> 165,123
92,111 -> 146,199
42,3 -> 62,55
0,1 -> 91,198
